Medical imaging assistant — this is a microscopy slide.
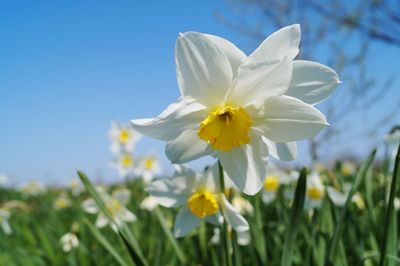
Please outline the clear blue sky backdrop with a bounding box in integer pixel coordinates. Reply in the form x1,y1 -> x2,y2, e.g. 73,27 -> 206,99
1,1 -> 399,185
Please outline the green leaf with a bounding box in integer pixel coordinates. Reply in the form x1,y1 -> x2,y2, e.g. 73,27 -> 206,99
326,149 -> 377,264
281,168 -> 307,266
379,143 -> 400,266
77,170 -> 148,266
84,219 -> 130,266
154,207 -> 186,264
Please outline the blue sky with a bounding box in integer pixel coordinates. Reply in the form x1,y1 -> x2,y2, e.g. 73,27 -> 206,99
1,1 -> 399,185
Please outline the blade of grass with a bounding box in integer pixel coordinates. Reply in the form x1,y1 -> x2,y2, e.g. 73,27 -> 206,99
77,170 -> 148,266
326,149 -> 377,265
281,167 -> 307,266
379,143 -> 400,266
84,219 -> 130,266
154,207 -> 186,264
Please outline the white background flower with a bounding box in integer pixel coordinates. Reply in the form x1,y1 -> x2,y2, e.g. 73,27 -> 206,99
108,121 -> 141,154
82,188 -> 136,232
60,232 -> 79,252
131,25 -> 339,195
147,164 -> 248,237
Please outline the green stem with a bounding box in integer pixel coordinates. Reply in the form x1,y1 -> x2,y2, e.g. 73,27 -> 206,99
379,143 -> 400,266
218,160 -> 233,266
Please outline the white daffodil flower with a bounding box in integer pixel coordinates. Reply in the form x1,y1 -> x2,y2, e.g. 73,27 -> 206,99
0,174 -> 8,187
131,25 -> 339,195
108,121 -> 141,154
0,209 -> 12,235
82,188 -> 136,232
341,162 -> 356,177
54,193 -> 72,210
69,178 -> 84,196
135,155 -> 161,183
148,164 -> 249,237
60,232 -> 79,252
262,166 -> 297,204
305,172 -> 325,209
139,196 -> 159,211
19,181 -> 47,196
112,153 -> 136,178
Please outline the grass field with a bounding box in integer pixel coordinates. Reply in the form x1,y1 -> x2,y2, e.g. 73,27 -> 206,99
0,143 -> 399,266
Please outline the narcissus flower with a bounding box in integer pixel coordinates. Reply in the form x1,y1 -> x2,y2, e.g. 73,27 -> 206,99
262,166 -> 297,204
112,153 -> 136,178
305,172 -> 325,209
54,193 -> 72,210
131,24 -> 340,195
19,181 -> 47,196
82,188 -> 136,232
147,164 -> 249,237
135,155 -> 161,183
108,121 -> 141,154
60,232 -> 79,252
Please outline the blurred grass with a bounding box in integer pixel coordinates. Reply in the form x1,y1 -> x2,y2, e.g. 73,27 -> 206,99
0,147 -> 399,265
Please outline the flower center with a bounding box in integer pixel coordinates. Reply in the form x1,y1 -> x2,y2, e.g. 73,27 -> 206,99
121,154 -> 133,168
307,186 -> 323,200
187,190 -> 219,218
119,129 -> 130,143
264,176 -> 280,192
107,199 -> 123,217
144,158 -> 154,170
198,106 -> 252,151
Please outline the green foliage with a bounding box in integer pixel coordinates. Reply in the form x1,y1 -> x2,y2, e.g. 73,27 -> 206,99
1,148 -> 399,265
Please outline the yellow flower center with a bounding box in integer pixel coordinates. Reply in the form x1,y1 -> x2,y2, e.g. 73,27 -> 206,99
144,158 -> 154,170
307,186 -> 323,200
187,190 -> 219,218
119,129 -> 130,144
198,106 -> 252,151
264,176 -> 280,192
107,199 -> 123,217
55,198 -> 69,209
121,154 -> 133,168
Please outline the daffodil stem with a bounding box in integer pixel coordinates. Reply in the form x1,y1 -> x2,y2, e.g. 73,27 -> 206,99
218,160 -> 233,266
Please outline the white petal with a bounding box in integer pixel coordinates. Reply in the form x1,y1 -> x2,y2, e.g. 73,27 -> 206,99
176,32 -> 233,107
95,214 -> 109,229
204,34 -> 246,78
262,191 -> 277,204
131,96 -> 206,141
205,213 -> 223,226
221,196 -> 249,232
327,186 -> 348,207
230,57 -> 292,106
265,139 -> 297,161
1,220 -> 12,235
166,129 -> 213,163
285,60 -> 340,105
219,133 -> 268,195
147,177 -> 194,208
173,205 -> 201,237
237,230 -> 251,246
246,24 -> 300,63
112,189 -> 131,205
120,209 -> 137,223
81,198 -> 99,214
256,95 -> 328,142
